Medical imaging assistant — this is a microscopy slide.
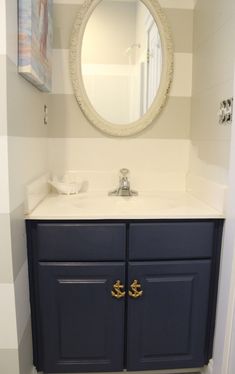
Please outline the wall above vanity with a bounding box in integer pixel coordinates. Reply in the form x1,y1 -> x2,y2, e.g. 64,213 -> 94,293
50,0 -> 193,139
49,0 -> 194,194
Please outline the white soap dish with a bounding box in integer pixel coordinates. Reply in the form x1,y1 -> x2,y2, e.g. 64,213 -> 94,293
48,180 -> 83,195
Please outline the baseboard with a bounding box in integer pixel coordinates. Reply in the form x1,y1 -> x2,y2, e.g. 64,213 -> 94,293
31,367 -> 41,374
200,359 -> 213,374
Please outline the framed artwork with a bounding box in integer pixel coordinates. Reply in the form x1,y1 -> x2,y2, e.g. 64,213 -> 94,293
18,0 -> 53,92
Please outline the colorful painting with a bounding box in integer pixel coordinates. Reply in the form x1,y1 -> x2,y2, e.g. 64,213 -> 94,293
18,0 -> 53,92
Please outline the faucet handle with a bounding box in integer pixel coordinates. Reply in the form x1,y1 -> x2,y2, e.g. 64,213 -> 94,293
120,168 -> 129,177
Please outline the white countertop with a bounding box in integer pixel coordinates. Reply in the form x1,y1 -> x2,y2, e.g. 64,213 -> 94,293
25,191 -> 224,220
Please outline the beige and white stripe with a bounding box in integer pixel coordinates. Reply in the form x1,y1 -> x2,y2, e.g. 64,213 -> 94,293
0,1 -> 49,373
190,0 -> 235,186
53,0 -> 197,10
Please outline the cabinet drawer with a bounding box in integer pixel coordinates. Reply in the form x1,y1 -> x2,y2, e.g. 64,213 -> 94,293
129,221 -> 215,260
37,223 -> 126,261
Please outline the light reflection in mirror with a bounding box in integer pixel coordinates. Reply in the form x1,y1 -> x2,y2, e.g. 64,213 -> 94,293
81,0 -> 162,125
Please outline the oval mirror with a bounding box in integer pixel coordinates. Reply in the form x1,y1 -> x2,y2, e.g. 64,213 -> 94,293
70,0 -> 173,137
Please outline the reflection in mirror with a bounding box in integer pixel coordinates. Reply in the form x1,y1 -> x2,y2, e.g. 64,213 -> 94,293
81,0 -> 162,125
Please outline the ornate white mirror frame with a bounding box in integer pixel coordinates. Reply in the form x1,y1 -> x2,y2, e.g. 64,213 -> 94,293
70,0 -> 174,137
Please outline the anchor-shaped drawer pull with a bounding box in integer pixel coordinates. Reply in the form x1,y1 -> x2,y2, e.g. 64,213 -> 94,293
128,280 -> 143,299
111,280 -> 126,299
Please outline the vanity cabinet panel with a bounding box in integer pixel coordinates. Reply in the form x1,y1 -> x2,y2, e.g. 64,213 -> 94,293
26,219 -> 223,373
38,262 -> 125,373
37,223 -> 126,261
127,260 -> 211,370
129,221 -> 215,260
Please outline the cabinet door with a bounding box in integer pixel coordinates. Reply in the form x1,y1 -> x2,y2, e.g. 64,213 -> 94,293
127,260 -> 211,371
38,262 -> 125,373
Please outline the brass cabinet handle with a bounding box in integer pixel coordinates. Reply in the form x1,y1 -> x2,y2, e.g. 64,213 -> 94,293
128,280 -> 143,299
111,280 -> 126,299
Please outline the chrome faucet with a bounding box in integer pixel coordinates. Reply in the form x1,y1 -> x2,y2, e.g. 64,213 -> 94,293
108,168 -> 138,197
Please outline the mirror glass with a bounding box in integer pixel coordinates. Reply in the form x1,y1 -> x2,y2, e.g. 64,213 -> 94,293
81,0 -> 162,125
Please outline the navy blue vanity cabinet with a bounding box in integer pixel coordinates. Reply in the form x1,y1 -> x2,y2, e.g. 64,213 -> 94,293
26,219 -> 223,373
38,262 -> 125,373
127,260 -> 211,370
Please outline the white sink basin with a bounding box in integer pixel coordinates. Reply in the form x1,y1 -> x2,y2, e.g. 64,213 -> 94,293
63,193 -> 180,212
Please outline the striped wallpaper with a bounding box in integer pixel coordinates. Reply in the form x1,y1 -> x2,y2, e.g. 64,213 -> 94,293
0,1 -> 49,373
190,0 -> 234,185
